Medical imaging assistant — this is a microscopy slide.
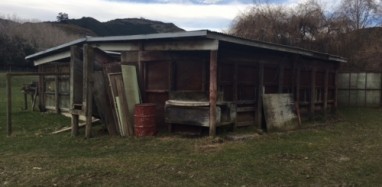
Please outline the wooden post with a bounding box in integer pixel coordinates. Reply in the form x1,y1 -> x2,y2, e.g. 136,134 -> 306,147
55,72 -> 60,114
70,46 -> 82,136
24,91 -> 28,110
5,72 -> 69,136
233,63 -> 238,129
310,68 -> 316,117
83,44 -> 94,138
334,70 -> 339,109
209,50 -> 218,137
38,67 -> 45,111
6,74 -> 12,136
256,63 -> 264,129
364,73 -> 368,107
295,68 -> 301,104
278,65 -> 284,93
323,70 -> 329,113
380,72 -> 382,107
233,63 -> 238,102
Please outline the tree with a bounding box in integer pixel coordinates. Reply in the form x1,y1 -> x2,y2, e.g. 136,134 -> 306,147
57,12 -> 69,23
229,0 -> 328,48
336,0 -> 380,30
229,5 -> 290,44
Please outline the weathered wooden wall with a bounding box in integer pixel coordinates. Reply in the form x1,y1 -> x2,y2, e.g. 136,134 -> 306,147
35,41 -> 340,134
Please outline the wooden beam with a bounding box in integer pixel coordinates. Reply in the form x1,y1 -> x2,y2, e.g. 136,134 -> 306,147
295,68 -> 301,106
52,119 -> 100,134
365,72 -> 368,107
23,91 -> 28,110
256,63 -> 264,129
55,65 -> 60,114
278,65 -> 284,93
71,114 -> 79,136
310,68 -> 316,117
334,70 -> 339,109
233,63 -> 238,102
380,72 -> 382,107
323,70 -> 329,113
83,44 -> 94,138
209,50 -> 218,137
233,63 -> 238,129
70,46 -> 82,137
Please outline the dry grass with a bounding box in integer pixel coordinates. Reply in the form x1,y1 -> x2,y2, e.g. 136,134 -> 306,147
1,73 -> 382,186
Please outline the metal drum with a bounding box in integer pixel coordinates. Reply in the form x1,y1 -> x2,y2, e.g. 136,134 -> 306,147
134,103 -> 157,137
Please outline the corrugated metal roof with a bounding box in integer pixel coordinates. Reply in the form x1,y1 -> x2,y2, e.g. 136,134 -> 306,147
25,30 -> 346,63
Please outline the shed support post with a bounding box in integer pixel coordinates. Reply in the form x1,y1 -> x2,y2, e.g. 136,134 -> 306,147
334,70 -> 339,110
83,44 -> 94,138
278,65 -> 284,93
233,63 -> 238,129
256,63 -> 264,129
323,70 -> 329,114
209,50 -> 218,137
24,91 -> 28,110
6,74 -> 12,136
70,46 -> 82,137
295,68 -> 301,104
38,67 -> 45,111
55,68 -> 60,114
380,72 -> 382,107
310,68 -> 316,118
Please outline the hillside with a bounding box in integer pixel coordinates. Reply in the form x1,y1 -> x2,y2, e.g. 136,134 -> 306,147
51,17 -> 184,36
0,17 -> 184,71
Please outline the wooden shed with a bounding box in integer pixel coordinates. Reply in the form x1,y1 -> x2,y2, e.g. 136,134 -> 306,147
25,30 -> 346,137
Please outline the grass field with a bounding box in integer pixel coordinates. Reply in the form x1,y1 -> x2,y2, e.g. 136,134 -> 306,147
1,73 -> 382,186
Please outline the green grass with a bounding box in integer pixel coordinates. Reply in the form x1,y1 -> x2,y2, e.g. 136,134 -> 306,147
1,73 -> 382,186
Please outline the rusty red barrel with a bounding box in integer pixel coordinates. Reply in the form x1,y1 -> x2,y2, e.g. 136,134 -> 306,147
134,103 -> 157,137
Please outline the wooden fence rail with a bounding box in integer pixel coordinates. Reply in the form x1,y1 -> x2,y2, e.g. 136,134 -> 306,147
5,72 -> 69,136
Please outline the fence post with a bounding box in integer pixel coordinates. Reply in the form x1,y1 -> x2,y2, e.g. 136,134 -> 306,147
380,72 -> 382,107
6,74 -> 12,136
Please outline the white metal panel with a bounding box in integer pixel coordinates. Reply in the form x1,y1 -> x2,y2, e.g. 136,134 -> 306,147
144,39 -> 219,51
34,51 -> 71,66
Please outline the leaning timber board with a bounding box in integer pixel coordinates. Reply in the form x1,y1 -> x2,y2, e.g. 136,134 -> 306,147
108,73 -> 131,136
92,71 -> 118,135
102,62 -> 122,134
121,65 -> 141,135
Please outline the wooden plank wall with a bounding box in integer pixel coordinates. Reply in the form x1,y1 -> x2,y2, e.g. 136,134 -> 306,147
219,48 -> 338,128
139,51 -> 209,129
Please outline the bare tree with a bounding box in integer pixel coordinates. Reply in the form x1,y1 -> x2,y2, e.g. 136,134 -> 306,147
336,0 -> 380,30
229,5 -> 291,44
229,0 -> 328,48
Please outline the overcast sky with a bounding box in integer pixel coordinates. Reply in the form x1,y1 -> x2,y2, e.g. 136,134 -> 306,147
0,0 -> 339,31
